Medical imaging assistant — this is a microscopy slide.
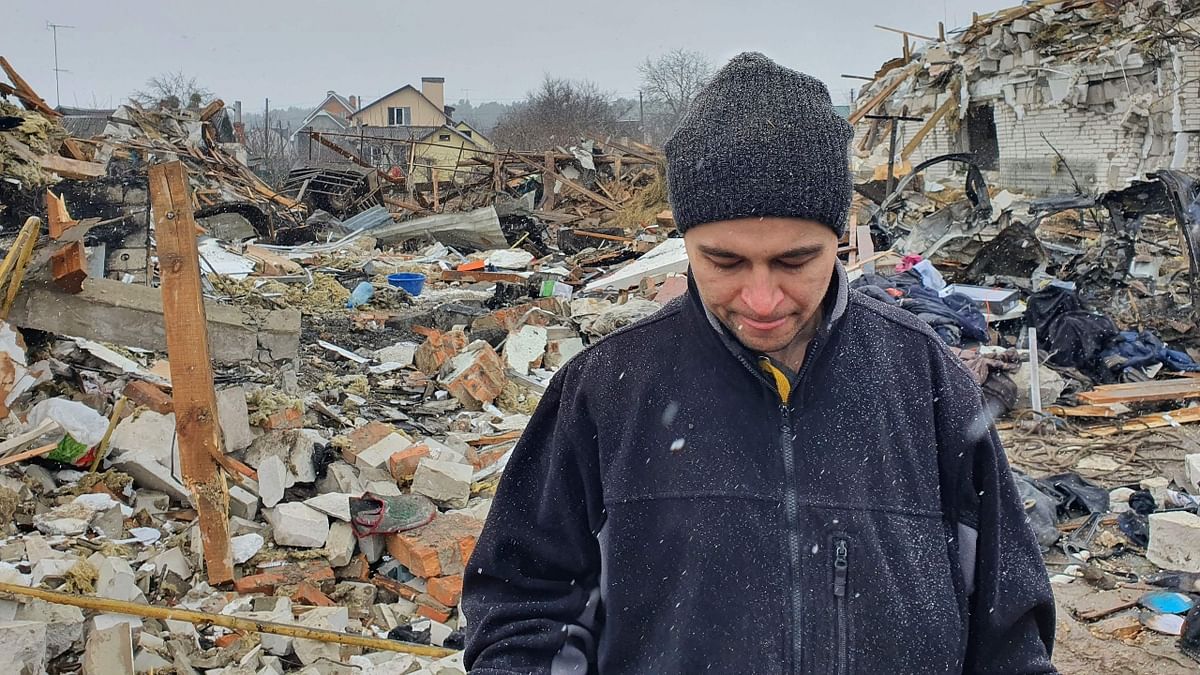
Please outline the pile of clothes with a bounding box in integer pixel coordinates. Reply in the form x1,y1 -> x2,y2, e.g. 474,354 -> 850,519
852,269 -> 988,347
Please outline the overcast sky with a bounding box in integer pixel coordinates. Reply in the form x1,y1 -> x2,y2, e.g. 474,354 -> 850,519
5,0 -> 1014,111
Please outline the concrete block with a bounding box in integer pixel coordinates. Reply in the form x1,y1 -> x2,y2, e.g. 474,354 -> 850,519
245,429 -> 319,484
133,490 -> 170,515
324,521 -> 357,568
111,453 -> 190,503
6,277 -> 301,364
15,599 -> 84,659
374,341 -> 418,368
1185,454 -> 1200,493
259,455 -> 287,508
109,410 -> 176,465
217,386 -> 255,452
294,607 -> 349,666
355,433 -> 412,472
318,461 -> 364,496
544,337 -> 584,369
504,325 -> 547,376
305,493 -> 352,522
1141,476 -> 1170,508
150,547 -> 192,580
134,648 -> 171,673
97,557 -> 145,603
412,459 -> 472,509
229,485 -> 259,521
231,533 -> 265,564
83,621 -> 134,675
359,535 -> 386,564
31,558 -> 78,586
1148,511 -> 1200,572
267,503 -> 330,548
0,620 -> 47,673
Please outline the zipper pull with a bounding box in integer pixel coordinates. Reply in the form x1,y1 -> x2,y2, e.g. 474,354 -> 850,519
833,539 -> 848,598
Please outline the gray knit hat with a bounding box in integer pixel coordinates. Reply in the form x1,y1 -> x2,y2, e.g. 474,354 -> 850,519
665,52 -> 854,236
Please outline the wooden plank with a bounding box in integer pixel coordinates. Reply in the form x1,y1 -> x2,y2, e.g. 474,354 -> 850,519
874,24 -> 937,41
49,241 -> 87,294
1073,588 -> 1144,622
1085,406 -> 1200,437
901,95 -> 957,161
1078,378 -> 1200,405
541,164 -> 622,211
148,161 -> 234,585
441,270 -> 527,284
848,62 -> 921,126
0,57 -> 60,118
1047,404 -> 1122,419
46,190 -> 78,240
199,99 -> 225,122
39,154 -> 106,180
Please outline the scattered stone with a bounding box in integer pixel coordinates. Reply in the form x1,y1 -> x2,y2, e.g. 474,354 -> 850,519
82,621 -> 134,675
259,455 -> 287,508
294,607 -> 350,665
230,533 -> 264,564
266,503 -> 330,548
0,620 -> 47,673
217,386 -> 255,452
504,325 -> 547,375
411,459 -> 473,509
229,485 -> 259,520
15,599 -> 84,659
324,521 -> 357,568
1147,511 -> 1200,572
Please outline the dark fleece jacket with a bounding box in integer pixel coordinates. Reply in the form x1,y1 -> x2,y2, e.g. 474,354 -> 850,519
462,263 -> 1056,674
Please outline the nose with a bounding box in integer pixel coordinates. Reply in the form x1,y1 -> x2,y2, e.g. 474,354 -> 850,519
740,268 -> 782,317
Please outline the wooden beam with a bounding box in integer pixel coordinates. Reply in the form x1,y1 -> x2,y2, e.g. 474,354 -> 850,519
39,153 -> 106,180
199,98 -> 225,122
0,217 -> 41,320
1085,406 -> 1200,437
309,131 -> 404,185
540,164 -> 622,211
1078,377 -> 1200,405
49,241 -> 87,294
0,57 -> 60,118
441,269 -> 528,284
874,24 -> 938,41
147,161 -> 234,585
46,190 -> 78,240
0,582 -> 455,658
848,63 -> 921,126
901,95 -> 958,161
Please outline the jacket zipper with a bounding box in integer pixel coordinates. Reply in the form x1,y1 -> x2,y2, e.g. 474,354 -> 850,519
833,537 -> 849,675
722,333 -> 827,674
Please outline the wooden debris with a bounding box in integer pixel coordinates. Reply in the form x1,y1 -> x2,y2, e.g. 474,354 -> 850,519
50,241 -> 87,294
148,161 -> 234,585
0,57 -> 59,118
1078,378 -> 1200,405
1085,406 -> 1200,437
0,217 -> 42,319
0,581 -> 454,658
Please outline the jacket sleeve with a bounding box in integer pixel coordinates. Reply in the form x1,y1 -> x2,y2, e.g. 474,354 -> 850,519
936,354 -> 1057,674
461,363 -> 605,674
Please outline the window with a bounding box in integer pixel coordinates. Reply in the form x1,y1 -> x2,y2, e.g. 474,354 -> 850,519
438,133 -> 451,141
461,129 -> 472,138
964,104 -> 999,170
387,107 -> 411,126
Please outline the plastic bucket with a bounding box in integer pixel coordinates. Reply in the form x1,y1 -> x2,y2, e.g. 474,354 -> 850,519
387,272 -> 426,296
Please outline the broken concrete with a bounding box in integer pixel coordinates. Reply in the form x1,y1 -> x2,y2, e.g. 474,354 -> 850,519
411,459 -> 473,509
8,278 -> 301,364
266,502 -> 330,548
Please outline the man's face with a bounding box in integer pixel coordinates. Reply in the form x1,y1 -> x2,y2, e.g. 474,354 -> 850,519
684,217 -> 838,355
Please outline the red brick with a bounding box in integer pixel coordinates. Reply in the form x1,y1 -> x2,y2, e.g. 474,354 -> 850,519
342,421 -> 398,464
415,594 -> 453,623
336,554 -> 370,581
443,343 -> 506,410
233,572 -> 287,595
386,513 -> 482,578
214,634 -> 242,649
122,380 -> 174,414
414,329 -> 468,376
261,406 -> 303,431
292,581 -> 336,607
427,575 -> 463,607
388,444 -> 430,481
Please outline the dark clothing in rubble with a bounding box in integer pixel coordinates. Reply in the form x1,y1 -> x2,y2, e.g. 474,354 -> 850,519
462,263 -> 1056,674
1101,330 -> 1200,375
852,271 -> 989,347
1024,286 -> 1118,381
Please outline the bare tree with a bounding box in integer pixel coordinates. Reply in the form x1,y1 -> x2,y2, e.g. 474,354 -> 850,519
639,49 -> 713,136
131,71 -> 214,110
492,76 -> 620,150
244,125 -> 296,187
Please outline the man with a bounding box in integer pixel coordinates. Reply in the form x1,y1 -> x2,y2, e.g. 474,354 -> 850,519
462,52 -> 1056,674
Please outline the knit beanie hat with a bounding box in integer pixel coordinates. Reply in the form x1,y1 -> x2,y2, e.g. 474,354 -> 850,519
665,52 -> 854,237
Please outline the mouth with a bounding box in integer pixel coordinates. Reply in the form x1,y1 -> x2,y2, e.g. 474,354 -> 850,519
736,315 -> 788,332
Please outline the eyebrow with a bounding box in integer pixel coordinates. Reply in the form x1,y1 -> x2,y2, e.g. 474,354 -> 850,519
697,244 -> 824,259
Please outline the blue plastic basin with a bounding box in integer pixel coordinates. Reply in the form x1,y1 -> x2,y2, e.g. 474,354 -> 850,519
387,272 -> 426,296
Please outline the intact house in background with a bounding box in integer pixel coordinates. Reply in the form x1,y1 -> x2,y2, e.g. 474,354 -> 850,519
291,91 -> 359,142
850,0 -> 1200,196
294,77 -> 494,187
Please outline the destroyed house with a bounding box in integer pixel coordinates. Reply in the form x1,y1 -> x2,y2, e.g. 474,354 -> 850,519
850,0 -> 1200,196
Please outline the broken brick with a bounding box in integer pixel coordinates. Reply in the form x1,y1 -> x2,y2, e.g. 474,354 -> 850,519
260,406 -> 303,431
440,342 -> 506,410
386,513 -> 481,578
336,554 -> 371,582
122,380 -> 174,415
388,444 -> 431,482
292,581 -> 336,607
414,329 -> 468,376
470,299 -> 565,334
232,562 -> 334,595
233,572 -> 287,595
415,594 -> 453,623
427,574 -> 463,607
214,633 -> 243,649
342,421 -> 399,465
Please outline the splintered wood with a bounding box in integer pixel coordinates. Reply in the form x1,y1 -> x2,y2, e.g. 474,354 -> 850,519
148,161 -> 234,584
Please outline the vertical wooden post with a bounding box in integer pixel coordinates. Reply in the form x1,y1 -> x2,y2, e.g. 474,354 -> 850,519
542,152 -> 557,210
148,161 -> 234,585
432,169 -> 440,211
